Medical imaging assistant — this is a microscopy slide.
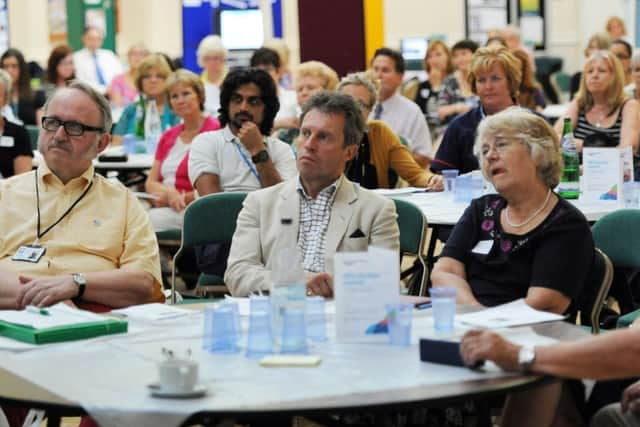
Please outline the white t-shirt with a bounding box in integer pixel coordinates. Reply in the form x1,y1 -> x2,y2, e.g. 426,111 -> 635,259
275,87 -> 298,120
188,125 -> 297,193
204,82 -> 221,118
160,136 -> 190,189
73,48 -> 124,94
369,93 -> 433,157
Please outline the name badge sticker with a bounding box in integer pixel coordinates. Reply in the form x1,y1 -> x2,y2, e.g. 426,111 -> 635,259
471,240 -> 493,255
0,136 -> 14,147
12,245 -> 46,263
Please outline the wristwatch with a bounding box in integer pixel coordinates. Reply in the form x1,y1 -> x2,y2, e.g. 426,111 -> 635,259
251,149 -> 269,164
518,345 -> 536,372
72,273 -> 86,300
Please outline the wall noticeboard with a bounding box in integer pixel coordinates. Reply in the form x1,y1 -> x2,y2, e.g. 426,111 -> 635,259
518,0 -> 545,50
465,0 -> 511,47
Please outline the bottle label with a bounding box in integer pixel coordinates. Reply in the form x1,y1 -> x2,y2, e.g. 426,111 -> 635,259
561,135 -> 577,155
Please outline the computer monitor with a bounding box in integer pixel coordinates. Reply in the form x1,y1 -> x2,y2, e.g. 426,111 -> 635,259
218,9 -> 264,51
400,37 -> 429,61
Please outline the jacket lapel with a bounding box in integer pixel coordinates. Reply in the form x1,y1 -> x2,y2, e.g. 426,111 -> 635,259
325,178 -> 357,257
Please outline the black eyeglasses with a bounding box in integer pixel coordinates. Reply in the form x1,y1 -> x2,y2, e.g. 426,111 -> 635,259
41,116 -> 105,136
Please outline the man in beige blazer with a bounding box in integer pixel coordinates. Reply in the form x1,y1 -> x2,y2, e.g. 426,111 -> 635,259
225,91 -> 400,297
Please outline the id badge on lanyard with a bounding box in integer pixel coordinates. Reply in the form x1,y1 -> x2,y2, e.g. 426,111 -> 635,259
12,245 -> 46,263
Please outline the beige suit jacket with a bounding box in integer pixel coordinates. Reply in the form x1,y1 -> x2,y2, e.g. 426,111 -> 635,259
225,177 -> 400,296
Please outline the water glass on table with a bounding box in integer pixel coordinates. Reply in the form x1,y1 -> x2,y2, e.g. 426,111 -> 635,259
442,169 -> 459,194
246,298 -> 274,358
386,303 -> 413,346
454,175 -> 473,204
203,305 -> 238,353
623,181 -> 640,208
430,287 -> 457,334
306,296 -> 327,342
281,308 -> 308,354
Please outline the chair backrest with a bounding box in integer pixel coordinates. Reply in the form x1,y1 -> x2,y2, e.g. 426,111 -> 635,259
26,125 -> 39,150
393,198 -> 429,296
170,192 -> 247,302
591,209 -> 640,268
180,192 -> 247,249
576,248 -> 614,334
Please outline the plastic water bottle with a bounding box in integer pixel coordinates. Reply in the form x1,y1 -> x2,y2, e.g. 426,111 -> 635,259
145,101 -> 162,154
557,118 -> 580,199
270,219 -> 306,342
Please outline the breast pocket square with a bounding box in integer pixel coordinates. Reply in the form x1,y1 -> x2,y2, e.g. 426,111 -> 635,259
349,229 -> 366,238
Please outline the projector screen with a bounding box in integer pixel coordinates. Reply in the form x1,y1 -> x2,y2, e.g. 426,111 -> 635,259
219,9 -> 264,51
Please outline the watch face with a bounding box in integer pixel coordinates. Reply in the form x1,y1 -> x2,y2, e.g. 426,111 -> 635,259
518,346 -> 535,370
73,273 -> 86,286
252,150 -> 269,163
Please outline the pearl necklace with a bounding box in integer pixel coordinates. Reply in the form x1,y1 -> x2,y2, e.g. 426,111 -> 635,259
505,189 -> 552,228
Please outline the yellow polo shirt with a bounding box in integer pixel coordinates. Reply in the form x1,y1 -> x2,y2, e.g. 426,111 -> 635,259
0,163 -> 164,304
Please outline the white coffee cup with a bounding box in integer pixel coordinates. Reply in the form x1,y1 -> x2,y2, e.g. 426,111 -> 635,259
158,358 -> 198,393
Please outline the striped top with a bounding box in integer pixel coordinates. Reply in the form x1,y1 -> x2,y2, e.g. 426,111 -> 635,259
574,101 -> 628,145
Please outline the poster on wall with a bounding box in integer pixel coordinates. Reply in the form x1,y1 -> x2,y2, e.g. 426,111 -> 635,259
0,0 -> 8,54
465,0 -> 510,46
518,0 -> 545,50
48,0 -> 67,43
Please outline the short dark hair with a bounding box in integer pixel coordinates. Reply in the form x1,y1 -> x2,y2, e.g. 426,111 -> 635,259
218,68 -> 280,135
300,91 -> 364,149
452,39 -> 479,54
250,47 -> 281,70
372,47 -> 405,74
612,38 -> 632,58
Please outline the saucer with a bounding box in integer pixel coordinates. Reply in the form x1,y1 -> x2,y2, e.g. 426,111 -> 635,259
147,383 -> 207,399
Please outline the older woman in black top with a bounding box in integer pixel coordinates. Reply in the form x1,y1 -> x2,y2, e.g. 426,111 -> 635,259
0,69 -> 32,178
431,107 -> 593,315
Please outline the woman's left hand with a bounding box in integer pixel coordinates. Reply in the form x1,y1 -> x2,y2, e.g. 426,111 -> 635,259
151,192 -> 169,208
167,191 -> 187,212
427,174 -> 444,191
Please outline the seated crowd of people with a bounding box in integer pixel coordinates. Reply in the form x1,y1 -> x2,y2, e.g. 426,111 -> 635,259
0,19 -> 639,427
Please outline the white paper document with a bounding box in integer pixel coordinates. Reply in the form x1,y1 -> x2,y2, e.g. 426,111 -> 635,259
455,299 -> 564,329
111,303 -> 193,321
0,303 -> 105,329
581,147 -> 633,203
333,246 -> 400,343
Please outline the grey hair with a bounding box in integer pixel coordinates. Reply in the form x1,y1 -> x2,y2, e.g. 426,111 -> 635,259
336,71 -> 379,109
0,69 -> 11,101
196,35 -> 226,68
300,91 -> 365,148
43,79 -> 113,132
473,106 -> 562,188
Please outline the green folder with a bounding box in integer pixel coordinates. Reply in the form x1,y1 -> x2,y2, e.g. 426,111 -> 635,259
0,317 -> 128,345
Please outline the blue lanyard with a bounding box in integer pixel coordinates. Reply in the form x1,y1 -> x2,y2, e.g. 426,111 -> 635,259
233,140 -> 260,182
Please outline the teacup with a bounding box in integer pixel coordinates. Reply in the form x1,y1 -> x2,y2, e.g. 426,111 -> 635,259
158,358 -> 198,393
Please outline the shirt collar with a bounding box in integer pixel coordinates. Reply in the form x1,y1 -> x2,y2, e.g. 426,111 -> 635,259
296,174 -> 343,201
38,162 -> 95,188
222,125 -> 237,143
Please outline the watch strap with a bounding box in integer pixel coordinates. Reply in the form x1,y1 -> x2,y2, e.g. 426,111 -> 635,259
72,273 -> 86,301
518,346 -> 536,372
251,149 -> 269,164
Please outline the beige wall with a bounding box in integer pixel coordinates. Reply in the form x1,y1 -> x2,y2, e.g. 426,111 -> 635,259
117,0 -> 182,60
382,0 -> 466,54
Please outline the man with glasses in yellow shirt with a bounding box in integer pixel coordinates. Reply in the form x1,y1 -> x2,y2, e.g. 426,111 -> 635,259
0,80 -> 163,311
